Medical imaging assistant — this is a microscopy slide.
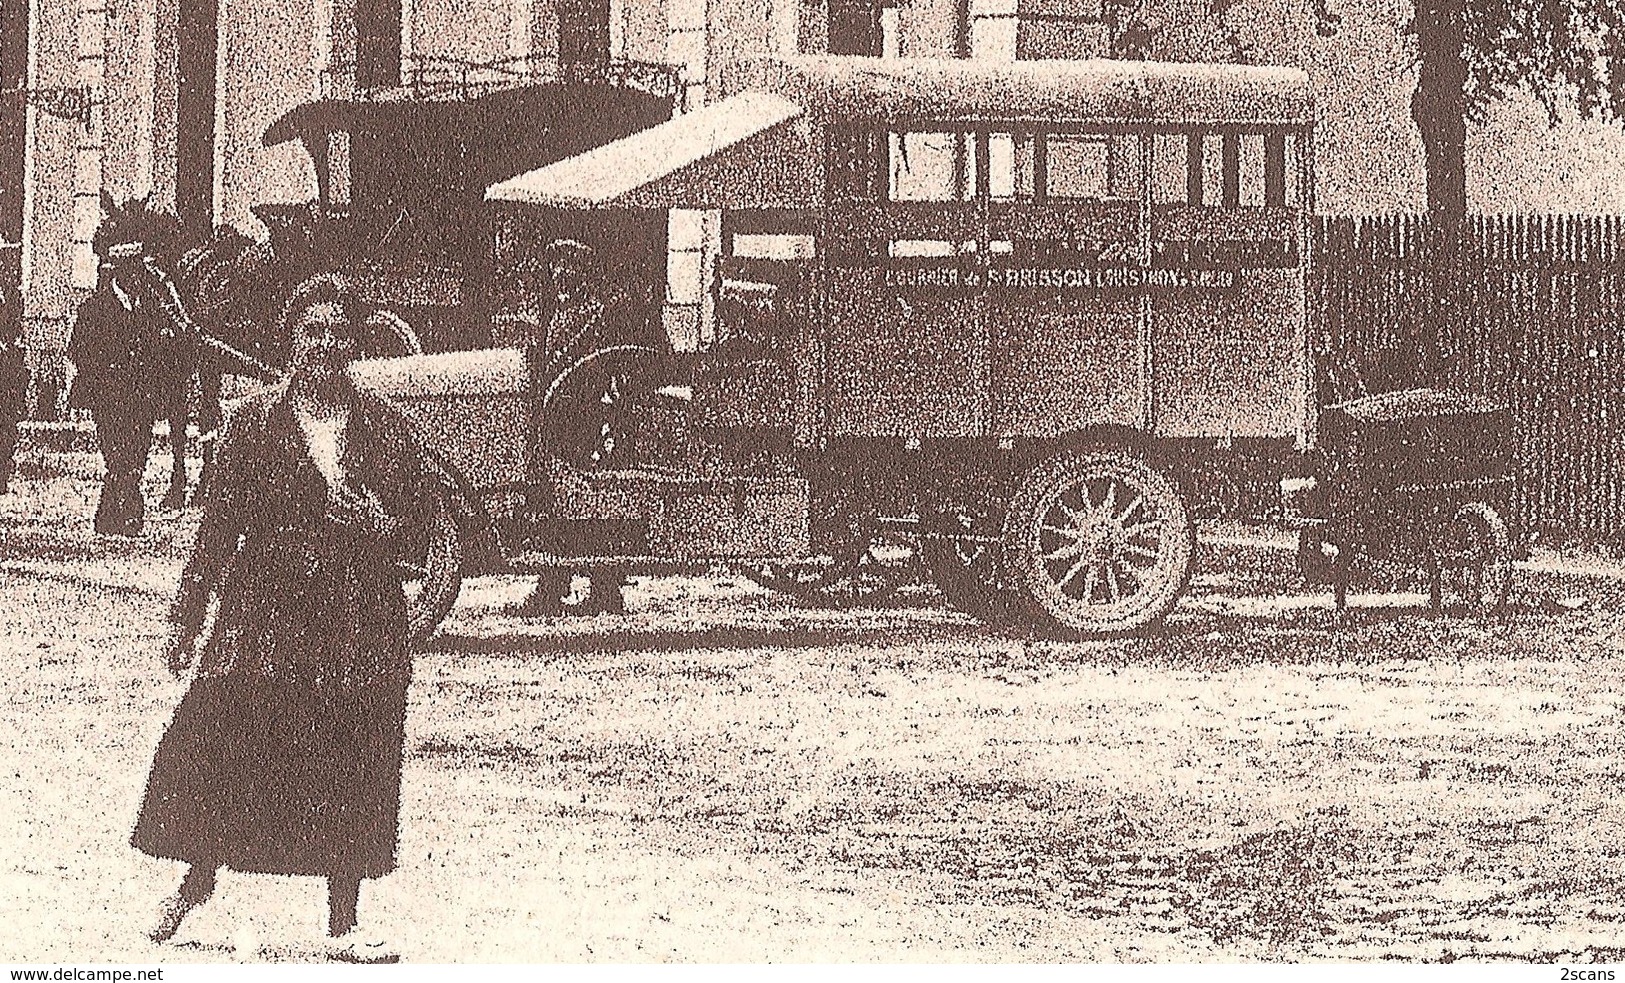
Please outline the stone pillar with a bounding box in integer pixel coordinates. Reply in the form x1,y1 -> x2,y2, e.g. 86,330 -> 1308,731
215,0 -> 322,231
528,0 -> 561,68
897,0 -> 959,56
411,0 -> 512,62
968,0 -> 1015,59
19,0 -> 89,400
355,0 -> 400,87
0,0 -> 29,283
174,0 -> 219,232
102,0 -> 157,203
509,0 -> 534,65
149,0 -> 177,212
704,0 -> 770,96
70,0 -> 107,289
621,0 -> 666,63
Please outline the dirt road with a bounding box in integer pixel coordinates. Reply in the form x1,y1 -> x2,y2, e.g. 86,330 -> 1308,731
4,450 -> 1625,963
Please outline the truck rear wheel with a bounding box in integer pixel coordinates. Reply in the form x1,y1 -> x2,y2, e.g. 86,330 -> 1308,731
1432,501 -> 1513,614
1003,450 -> 1194,637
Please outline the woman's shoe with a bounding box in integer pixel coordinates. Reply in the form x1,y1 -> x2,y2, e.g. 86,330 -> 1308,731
148,893 -> 197,943
328,930 -> 399,964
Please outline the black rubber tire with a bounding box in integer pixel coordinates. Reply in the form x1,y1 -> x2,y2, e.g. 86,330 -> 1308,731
1002,449 -> 1195,637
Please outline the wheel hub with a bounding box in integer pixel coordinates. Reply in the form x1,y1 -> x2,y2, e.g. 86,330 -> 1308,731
1036,478 -> 1163,607
1080,515 -> 1129,562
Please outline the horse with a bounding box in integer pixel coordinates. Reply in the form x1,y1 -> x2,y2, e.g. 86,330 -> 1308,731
74,196 -> 282,529
169,201 -> 428,390
82,197 -> 425,517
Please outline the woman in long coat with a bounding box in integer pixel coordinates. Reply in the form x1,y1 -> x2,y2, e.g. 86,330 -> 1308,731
132,275 -> 436,960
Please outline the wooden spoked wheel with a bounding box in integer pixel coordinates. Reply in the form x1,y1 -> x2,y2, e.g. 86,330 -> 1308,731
540,351 -> 654,473
1003,450 -> 1195,637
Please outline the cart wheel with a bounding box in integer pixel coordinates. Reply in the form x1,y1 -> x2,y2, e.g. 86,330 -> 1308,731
922,502 -> 1021,624
1296,528 -> 1338,586
1002,450 -> 1195,637
541,348 -> 659,472
1435,501 -> 1512,615
363,307 -> 425,358
400,489 -> 463,644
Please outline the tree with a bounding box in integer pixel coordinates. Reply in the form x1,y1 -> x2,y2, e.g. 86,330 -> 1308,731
1107,0 -> 1625,217
1407,0 -> 1625,217
1102,0 -> 1261,64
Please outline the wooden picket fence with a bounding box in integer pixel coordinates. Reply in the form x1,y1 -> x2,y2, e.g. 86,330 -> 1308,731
1312,214 -> 1625,542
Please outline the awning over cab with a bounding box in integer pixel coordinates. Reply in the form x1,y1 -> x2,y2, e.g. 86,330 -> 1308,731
484,92 -> 818,210
724,55 -> 1314,128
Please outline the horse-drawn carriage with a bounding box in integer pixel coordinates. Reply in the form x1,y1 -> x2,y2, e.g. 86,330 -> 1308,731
350,54 -> 1349,641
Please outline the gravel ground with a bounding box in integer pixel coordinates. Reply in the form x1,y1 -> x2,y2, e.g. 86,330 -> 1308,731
4,448 -> 1625,963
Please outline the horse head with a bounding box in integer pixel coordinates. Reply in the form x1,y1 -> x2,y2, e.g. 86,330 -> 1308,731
94,194 -> 189,270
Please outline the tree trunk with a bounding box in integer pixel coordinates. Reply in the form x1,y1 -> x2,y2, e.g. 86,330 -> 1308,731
1410,0 -> 1469,218
1411,0 -> 1470,386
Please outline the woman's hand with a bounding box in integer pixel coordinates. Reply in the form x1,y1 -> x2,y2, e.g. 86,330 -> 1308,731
163,627 -> 198,680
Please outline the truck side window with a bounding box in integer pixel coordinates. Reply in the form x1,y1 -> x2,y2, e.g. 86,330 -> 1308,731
1170,131 -> 1299,209
888,131 -> 973,202
1042,134 -> 1140,200
1045,136 -> 1109,199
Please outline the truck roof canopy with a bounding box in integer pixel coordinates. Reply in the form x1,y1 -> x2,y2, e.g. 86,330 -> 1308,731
484,55 -> 1315,211
725,54 -> 1314,128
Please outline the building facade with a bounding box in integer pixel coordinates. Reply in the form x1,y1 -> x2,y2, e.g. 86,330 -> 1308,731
10,0 -> 1624,412
2,0 -> 1130,382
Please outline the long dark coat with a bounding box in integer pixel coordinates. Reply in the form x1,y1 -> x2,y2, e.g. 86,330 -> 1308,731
67,277 -> 177,413
132,381 -> 436,878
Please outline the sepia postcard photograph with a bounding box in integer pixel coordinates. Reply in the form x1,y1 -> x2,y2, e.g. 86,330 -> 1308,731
3,0 -> 1625,966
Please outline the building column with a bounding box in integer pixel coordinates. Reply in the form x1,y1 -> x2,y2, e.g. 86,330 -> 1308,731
70,0 -> 107,291
508,0 -> 534,67
215,0 -> 321,232
102,0 -> 157,205
355,0 -> 399,87
149,0 -> 177,212
175,0 -> 218,232
0,0 -> 29,285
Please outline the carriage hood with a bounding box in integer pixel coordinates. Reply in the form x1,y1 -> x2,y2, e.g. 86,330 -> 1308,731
484,91 -> 818,210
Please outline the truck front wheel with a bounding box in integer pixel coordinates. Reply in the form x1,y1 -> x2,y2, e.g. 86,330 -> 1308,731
1002,450 -> 1194,637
